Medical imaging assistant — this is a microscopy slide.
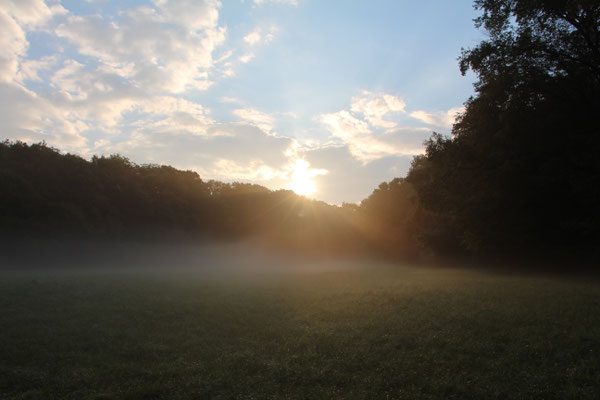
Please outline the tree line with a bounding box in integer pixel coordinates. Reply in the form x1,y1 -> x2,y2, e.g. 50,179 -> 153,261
0,140 -> 370,257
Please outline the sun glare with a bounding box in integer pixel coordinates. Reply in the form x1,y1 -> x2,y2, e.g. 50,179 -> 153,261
287,159 -> 327,196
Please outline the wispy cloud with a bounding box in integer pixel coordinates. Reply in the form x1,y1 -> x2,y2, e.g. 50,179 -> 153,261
409,106 -> 463,128
239,26 -> 277,64
233,108 -> 274,132
252,0 -> 299,6
244,27 -> 276,46
244,31 -> 262,46
17,55 -> 59,83
210,158 -> 280,181
239,53 -> 255,64
221,96 -> 244,104
350,91 -> 406,128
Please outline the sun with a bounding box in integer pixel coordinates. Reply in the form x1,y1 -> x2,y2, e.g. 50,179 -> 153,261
287,159 -> 327,197
288,160 -> 316,196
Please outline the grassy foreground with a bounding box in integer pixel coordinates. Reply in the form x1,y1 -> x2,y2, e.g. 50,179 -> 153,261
1,264 -> 599,399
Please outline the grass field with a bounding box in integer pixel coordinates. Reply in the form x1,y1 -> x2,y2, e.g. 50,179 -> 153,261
1,261 -> 599,399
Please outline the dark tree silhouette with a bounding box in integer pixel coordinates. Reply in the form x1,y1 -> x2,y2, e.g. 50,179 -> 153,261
405,0 -> 600,261
0,140 -> 364,258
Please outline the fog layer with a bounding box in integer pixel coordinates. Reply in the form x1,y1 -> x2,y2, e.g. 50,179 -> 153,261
0,237 -> 380,275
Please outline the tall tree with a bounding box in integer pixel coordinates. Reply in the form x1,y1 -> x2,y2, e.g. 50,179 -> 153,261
407,0 -> 600,260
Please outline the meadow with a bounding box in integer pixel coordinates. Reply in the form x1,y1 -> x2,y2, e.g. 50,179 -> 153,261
1,259 -> 599,399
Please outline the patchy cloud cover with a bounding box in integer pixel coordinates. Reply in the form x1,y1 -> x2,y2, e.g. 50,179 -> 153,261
0,0 -> 475,204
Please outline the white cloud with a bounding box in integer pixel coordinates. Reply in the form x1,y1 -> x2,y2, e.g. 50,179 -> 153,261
239,53 -> 255,63
221,68 -> 235,77
153,0 -> 220,31
233,108 -> 274,132
409,106 -> 463,128
238,26 -> 277,64
0,9 -> 27,83
99,119 -> 330,197
0,0 -> 232,153
210,158 -> 280,181
253,0 -> 299,6
244,31 -> 262,46
0,81 -> 86,149
55,0 -> 225,94
0,0 -> 296,162
320,91 -> 458,164
243,27 -> 276,46
2,0 -> 66,29
238,26 -> 276,64
101,122 -> 294,186
134,96 -> 214,136
320,109 -> 421,162
350,91 -> 406,128
0,0 -> 65,83
221,96 -> 243,104
17,55 -> 59,83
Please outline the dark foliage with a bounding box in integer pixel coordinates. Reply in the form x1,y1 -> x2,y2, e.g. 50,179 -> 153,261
0,140 -> 368,257
402,0 -> 600,262
0,141 -> 211,236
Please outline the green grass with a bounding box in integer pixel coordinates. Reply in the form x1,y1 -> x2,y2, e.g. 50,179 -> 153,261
1,265 -> 599,399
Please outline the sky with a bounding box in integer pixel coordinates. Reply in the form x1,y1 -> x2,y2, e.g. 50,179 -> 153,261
0,0 -> 484,204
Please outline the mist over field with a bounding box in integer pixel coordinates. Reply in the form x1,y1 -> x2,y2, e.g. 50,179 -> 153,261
2,229 -> 599,400
2,252 -> 599,399
0,237 -> 377,274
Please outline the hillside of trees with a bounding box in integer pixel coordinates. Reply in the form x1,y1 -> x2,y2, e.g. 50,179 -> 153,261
0,140 -> 375,258
1,0 -> 598,268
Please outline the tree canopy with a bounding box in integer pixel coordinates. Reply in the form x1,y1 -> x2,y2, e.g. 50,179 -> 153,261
405,0 -> 600,261
0,140 -> 374,258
